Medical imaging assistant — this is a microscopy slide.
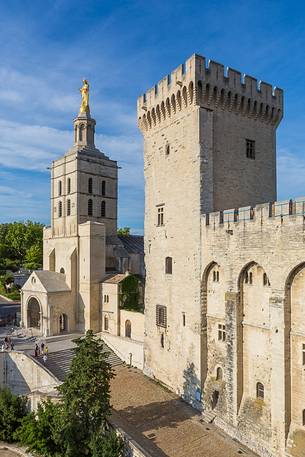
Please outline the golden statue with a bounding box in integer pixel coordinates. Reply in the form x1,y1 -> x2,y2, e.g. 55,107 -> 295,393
80,79 -> 89,113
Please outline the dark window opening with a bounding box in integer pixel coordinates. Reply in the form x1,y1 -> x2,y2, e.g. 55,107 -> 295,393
161,333 -> 164,348
216,367 -> 223,381
165,144 -> 170,155
58,201 -> 62,218
246,139 -> 255,159
101,180 -> 106,196
218,324 -> 226,342
125,320 -> 131,338
157,206 -> 164,226
67,199 -> 71,216
182,313 -> 186,327
88,177 -> 93,194
104,315 -> 109,331
88,199 -> 93,216
156,305 -> 167,328
256,382 -> 264,400
58,180 -> 62,196
165,257 -> 172,274
101,201 -> 106,217
67,178 -> 71,194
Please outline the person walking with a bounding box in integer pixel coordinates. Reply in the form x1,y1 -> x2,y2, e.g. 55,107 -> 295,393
44,345 -> 49,355
43,353 -> 48,364
34,343 -> 39,357
41,342 -> 45,353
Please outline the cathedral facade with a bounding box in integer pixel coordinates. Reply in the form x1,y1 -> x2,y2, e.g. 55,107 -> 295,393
21,86 -> 144,341
138,54 -> 305,457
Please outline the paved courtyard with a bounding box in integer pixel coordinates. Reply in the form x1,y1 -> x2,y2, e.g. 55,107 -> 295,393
111,366 -> 257,457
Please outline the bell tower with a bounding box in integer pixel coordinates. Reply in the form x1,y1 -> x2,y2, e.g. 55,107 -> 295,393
50,81 -> 118,239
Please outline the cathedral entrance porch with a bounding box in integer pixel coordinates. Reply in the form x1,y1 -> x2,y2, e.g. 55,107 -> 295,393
27,297 -> 41,330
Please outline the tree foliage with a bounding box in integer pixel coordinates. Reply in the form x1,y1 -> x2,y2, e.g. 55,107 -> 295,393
16,331 -> 123,457
15,400 -> 62,456
0,388 -> 28,442
120,274 -> 143,312
0,221 -> 43,271
117,227 -> 130,236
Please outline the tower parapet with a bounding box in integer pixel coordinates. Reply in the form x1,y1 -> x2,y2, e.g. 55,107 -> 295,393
137,54 -> 283,132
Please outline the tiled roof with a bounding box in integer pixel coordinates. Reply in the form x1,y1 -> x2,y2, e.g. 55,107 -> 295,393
103,273 -> 127,284
34,271 -> 70,293
118,235 -> 144,254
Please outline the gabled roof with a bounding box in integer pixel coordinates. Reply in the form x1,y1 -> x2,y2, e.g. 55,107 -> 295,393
34,271 -> 70,293
118,235 -> 144,254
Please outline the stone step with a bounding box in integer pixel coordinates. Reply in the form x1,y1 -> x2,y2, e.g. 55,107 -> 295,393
36,341 -> 123,382
202,410 -> 217,423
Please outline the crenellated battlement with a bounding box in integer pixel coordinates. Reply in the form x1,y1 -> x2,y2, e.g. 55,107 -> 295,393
203,197 -> 305,229
137,53 -> 283,133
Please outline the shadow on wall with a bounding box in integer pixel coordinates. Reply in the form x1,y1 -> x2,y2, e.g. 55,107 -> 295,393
182,362 -> 203,411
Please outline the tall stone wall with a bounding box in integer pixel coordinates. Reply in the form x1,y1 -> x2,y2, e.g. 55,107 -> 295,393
201,198 -> 305,457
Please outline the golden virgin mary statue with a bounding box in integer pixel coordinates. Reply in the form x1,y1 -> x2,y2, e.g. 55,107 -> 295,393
80,79 -> 89,113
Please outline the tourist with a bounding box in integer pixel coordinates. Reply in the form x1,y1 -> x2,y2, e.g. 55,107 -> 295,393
34,344 -> 39,357
43,353 -> 48,364
41,342 -> 45,353
45,345 -> 49,355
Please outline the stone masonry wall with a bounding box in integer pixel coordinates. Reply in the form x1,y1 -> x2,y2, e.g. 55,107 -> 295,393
201,198 -> 305,457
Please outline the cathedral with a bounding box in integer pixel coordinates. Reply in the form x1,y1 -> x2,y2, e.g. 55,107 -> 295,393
20,53 -> 305,457
21,81 -> 144,341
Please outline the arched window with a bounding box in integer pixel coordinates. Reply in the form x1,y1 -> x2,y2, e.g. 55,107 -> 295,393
58,201 -> 62,218
67,178 -> 71,194
165,257 -> 172,274
245,272 -> 249,283
101,201 -> 106,217
263,273 -> 270,286
256,382 -> 264,400
67,199 -> 71,216
60,267 -> 65,274
88,199 -> 93,216
125,320 -> 131,338
249,272 -> 253,285
79,125 -> 83,141
88,178 -> 93,194
101,180 -> 106,196
104,315 -> 109,331
58,180 -> 62,196
216,367 -> 223,381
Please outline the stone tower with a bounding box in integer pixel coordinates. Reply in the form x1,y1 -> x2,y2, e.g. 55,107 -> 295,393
137,54 -> 283,397
43,86 -> 118,332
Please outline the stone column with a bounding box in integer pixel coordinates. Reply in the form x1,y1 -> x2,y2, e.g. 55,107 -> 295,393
270,291 -> 287,457
225,291 -> 240,426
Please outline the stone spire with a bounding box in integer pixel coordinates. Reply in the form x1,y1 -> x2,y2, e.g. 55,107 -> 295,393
73,79 -> 96,147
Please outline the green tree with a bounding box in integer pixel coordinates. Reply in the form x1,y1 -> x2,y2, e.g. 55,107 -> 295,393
0,221 -> 43,270
89,430 -> 123,457
24,243 -> 43,270
117,227 -> 130,236
57,331 -> 115,455
15,400 -> 63,457
0,388 -> 28,442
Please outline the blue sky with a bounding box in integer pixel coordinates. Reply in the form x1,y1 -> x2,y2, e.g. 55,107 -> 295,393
1,0 -> 305,233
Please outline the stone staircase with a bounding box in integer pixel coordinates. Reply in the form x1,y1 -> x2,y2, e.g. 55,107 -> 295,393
36,341 -> 123,382
202,410 -> 217,423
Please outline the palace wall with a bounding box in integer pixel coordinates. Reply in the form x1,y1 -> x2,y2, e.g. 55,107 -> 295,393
201,198 -> 305,457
